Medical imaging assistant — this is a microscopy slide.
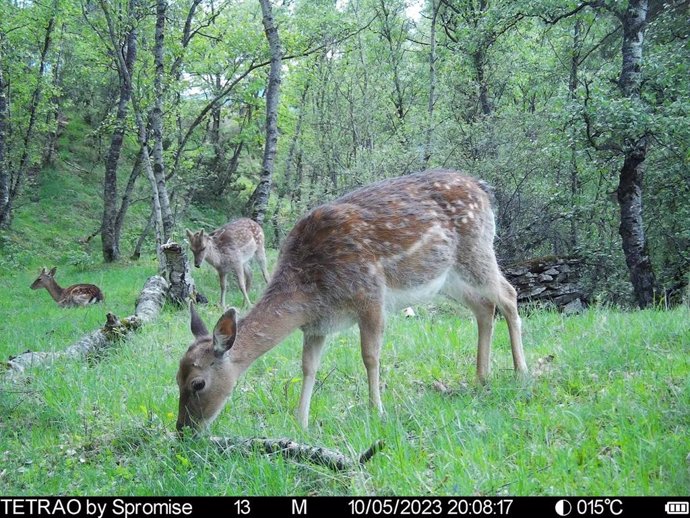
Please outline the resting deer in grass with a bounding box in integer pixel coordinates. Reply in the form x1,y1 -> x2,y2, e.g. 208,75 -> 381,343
186,218 -> 270,307
176,169 -> 528,433
30,267 -> 104,307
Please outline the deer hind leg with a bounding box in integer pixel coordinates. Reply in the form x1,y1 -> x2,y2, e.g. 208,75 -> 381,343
495,275 -> 528,377
232,262 -> 251,306
462,294 -> 496,383
243,263 -> 253,293
358,305 -> 385,415
443,277 -> 496,383
297,333 -> 326,429
255,246 -> 270,283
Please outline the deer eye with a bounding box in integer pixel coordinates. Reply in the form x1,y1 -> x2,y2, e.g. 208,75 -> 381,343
191,378 -> 206,392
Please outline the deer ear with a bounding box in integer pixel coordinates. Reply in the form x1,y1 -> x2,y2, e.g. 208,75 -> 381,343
185,228 -> 194,241
212,308 -> 237,356
190,302 -> 209,338
49,267 -> 57,276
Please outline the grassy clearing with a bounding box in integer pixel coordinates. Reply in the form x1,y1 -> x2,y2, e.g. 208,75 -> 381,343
1,269 -> 688,496
1,143 -> 688,496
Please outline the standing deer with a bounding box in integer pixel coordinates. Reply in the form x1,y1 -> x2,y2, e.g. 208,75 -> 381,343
30,267 -> 104,307
186,218 -> 270,307
176,169 -> 528,433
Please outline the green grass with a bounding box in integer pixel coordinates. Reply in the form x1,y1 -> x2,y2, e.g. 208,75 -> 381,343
1,278 -> 688,495
0,127 -> 688,496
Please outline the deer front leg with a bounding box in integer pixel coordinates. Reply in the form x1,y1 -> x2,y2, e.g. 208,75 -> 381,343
358,306 -> 385,415
296,333 -> 326,429
218,271 -> 227,308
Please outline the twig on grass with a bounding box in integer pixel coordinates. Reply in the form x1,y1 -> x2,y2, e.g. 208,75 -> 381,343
208,436 -> 385,472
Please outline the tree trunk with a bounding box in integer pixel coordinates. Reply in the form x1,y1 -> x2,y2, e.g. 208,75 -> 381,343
568,19 -> 582,251
283,82 -> 309,200
0,60 -> 9,229
423,0 -> 439,167
112,143 -> 144,244
139,137 -> 166,271
248,0 -> 283,225
101,5 -> 137,262
618,140 -> 654,308
42,23 -> 65,169
131,208 -> 155,261
161,241 -> 196,305
152,0 -> 174,241
616,0 -> 656,308
474,48 -> 492,117
1,13 -> 56,227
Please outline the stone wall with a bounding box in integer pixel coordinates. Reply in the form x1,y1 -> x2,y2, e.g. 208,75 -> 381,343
503,256 -> 587,313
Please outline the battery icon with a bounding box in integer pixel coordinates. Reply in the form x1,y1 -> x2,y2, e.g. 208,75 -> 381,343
666,502 -> 689,515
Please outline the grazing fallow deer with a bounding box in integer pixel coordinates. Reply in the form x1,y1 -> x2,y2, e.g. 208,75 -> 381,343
176,169 -> 528,433
186,218 -> 270,307
30,267 -> 104,307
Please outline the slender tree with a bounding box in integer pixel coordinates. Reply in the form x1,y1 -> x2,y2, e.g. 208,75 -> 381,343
615,0 -> 656,307
0,51 -> 8,229
98,0 -> 138,262
152,0 -> 173,241
248,0 -> 283,225
0,7 -> 56,227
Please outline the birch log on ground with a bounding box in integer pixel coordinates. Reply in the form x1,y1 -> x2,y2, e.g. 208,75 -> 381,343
208,436 -> 385,472
3,275 -> 168,376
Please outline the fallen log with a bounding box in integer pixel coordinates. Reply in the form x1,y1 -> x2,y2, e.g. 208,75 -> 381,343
4,275 -> 168,376
208,436 -> 385,472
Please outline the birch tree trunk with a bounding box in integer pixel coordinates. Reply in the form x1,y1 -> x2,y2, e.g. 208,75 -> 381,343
248,0 -> 282,225
616,0 -> 656,308
152,0 -> 174,241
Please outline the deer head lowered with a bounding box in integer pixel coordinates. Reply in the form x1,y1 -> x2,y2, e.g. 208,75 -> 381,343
30,267 -> 104,307
186,218 -> 270,307
176,169 -> 528,433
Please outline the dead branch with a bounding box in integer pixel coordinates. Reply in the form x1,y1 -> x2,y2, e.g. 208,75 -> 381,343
209,436 -> 384,472
3,276 -> 168,377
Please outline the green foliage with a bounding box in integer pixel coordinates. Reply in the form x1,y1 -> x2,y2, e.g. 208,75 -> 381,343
3,0 -> 687,303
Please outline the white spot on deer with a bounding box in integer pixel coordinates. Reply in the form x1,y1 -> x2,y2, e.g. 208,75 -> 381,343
468,211 -> 474,219
462,217 -> 468,224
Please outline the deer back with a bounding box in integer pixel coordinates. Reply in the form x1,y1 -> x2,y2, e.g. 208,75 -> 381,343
267,169 -> 496,320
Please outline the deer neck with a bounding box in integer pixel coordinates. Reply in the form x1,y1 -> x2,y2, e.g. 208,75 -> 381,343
228,284 -> 309,375
204,239 -> 224,268
44,278 -> 65,303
